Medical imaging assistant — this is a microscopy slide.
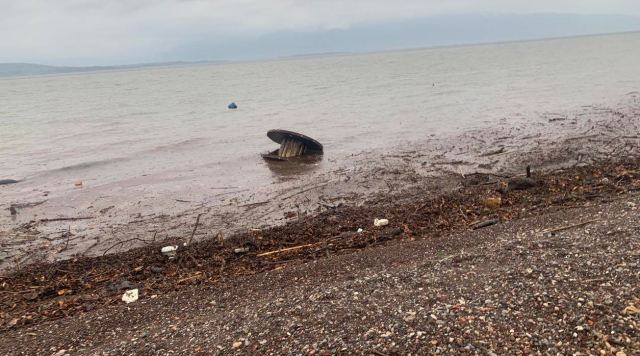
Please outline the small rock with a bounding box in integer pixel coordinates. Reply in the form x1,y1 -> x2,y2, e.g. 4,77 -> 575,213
149,266 -> 165,273
404,311 -> 416,322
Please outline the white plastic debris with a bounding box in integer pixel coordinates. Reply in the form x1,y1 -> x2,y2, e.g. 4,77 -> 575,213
122,288 -> 139,304
357,228 -> 364,233
161,245 -> 178,259
374,218 -> 389,227
234,247 -> 250,254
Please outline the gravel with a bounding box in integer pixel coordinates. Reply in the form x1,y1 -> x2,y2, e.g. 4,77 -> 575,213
1,191 -> 638,355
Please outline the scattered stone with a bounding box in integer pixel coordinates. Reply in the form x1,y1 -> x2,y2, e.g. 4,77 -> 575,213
149,266 -> 165,274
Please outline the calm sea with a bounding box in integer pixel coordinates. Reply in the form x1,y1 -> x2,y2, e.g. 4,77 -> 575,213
1,32 -> 639,207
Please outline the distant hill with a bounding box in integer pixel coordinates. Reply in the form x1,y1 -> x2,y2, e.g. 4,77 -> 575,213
0,63 -> 108,77
0,61 -> 209,78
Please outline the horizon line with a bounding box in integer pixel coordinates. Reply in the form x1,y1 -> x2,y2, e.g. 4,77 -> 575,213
1,29 -> 639,78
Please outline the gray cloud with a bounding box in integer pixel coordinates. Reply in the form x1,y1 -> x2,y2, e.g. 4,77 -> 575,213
1,0 -> 639,65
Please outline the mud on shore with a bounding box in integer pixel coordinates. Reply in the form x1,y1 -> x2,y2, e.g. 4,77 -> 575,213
1,96 -> 639,270
2,151 -> 640,334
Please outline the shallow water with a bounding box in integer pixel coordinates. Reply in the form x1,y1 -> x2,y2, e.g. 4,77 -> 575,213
1,32 -> 639,266
2,33 -> 639,192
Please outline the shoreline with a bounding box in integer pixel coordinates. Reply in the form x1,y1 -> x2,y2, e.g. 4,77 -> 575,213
0,155 -> 639,353
1,95 -> 639,270
1,153 -> 639,331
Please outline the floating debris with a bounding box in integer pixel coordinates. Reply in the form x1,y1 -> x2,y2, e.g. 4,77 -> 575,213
0,179 -> 19,185
262,129 -> 323,161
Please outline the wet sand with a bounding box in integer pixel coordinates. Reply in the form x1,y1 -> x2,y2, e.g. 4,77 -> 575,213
1,94 -> 639,270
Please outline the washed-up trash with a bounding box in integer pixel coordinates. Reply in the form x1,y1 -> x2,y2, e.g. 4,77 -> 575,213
228,102 -> 238,109
234,247 -> 250,254
482,196 -> 502,208
74,180 -> 83,187
262,129 -> 323,161
161,245 -> 178,259
374,218 -> 389,227
357,228 -> 364,233
122,289 -> 138,304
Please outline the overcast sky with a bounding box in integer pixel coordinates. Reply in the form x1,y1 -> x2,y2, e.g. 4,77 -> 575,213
1,0 -> 640,66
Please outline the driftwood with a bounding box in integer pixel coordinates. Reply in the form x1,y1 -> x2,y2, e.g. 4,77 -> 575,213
102,232 -> 157,256
39,216 -> 94,223
188,213 -> 203,245
541,219 -> 599,235
470,219 -> 499,230
256,243 -> 316,257
480,147 -> 505,157
279,183 -> 329,201
58,226 -> 72,252
239,201 -> 269,209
